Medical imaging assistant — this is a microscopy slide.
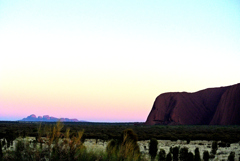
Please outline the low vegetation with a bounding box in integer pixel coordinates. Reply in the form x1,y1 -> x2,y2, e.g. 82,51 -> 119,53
0,122 -> 144,161
106,129 -> 141,160
1,121 -> 240,143
149,138 -> 158,160
0,121 -> 240,160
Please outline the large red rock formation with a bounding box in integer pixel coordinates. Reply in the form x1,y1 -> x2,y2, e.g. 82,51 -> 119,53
146,83 -> 240,125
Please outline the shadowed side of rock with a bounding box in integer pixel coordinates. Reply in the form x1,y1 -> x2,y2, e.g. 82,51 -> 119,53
146,83 -> 240,125
210,83 -> 240,125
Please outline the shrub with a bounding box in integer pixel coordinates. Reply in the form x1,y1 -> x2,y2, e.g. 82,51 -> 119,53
106,139 -> 120,157
218,141 -> 227,147
193,147 -> 200,161
149,138 -> 158,160
0,141 -> 2,160
10,121 -> 85,161
188,152 -> 194,161
179,147 -> 188,161
209,153 -> 215,159
2,124 -> 143,161
14,140 -> 25,160
186,138 -> 191,144
212,141 -> 217,149
158,149 -> 166,161
210,148 -> 216,155
203,151 -> 209,161
120,129 -> 140,160
166,152 -> 172,161
5,129 -> 16,148
228,151 -> 235,161
172,146 -> 179,161
106,129 -> 141,161
211,141 -> 218,154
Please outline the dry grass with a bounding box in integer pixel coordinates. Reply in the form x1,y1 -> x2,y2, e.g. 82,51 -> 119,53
1,122 -> 147,161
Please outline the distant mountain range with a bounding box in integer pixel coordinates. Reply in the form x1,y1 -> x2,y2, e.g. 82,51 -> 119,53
20,114 -> 86,122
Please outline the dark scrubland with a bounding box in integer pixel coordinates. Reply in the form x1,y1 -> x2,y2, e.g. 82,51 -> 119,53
0,121 -> 240,161
1,121 -> 240,143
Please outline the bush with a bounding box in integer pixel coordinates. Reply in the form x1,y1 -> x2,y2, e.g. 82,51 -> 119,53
186,138 -> 191,144
106,129 -> 141,161
211,141 -> 218,154
166,152 -> 172,161
188,152 -> 194,161
120,129 -> 140,160
0,141 -> 3,160
194,147 -> 200,161
149,138 -> 158,160
3,121 -> 87,161
210,149 -> 216,155
212,141 -> 218,149
14,140 -> 25,160
218,141 -> 227,147
106,139 -> 120,157
179,147 -> 188,161
228,151 -> 235,161
5,129 -> 16,148
203,151 -> 209,161
1,124 -> 143,161
158,149 -> 166,161
209,153 -> 215,159
172,146 -> 179,161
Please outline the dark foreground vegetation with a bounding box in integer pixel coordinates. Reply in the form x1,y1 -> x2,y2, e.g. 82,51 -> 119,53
0,122 -> 143,161
0,121 -> 239,161
1,121 -> 240,143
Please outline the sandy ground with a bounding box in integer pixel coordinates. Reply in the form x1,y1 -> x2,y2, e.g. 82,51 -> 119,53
84,139 -> 240,161
137,140 -> 240,161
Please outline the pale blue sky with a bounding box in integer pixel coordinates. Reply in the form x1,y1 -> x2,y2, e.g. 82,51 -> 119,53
0,1 -> 240,121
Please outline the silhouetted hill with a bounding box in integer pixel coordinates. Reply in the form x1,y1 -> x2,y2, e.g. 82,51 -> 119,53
146,83 -> 240,125
20,114 -> 86,122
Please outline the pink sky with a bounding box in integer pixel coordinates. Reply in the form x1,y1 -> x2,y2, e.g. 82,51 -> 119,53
1,1 -> 240,122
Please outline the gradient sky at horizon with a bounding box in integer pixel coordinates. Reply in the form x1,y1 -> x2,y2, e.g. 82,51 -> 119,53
0,0 -> 240,122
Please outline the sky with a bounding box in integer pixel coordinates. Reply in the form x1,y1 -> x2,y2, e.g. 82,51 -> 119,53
0,0 -> 240,122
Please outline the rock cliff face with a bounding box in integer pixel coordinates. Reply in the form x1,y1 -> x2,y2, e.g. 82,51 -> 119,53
146,83 -> 240,125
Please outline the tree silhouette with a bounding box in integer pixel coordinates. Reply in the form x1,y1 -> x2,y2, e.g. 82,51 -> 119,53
211,141 -> 218,155
194,147 -> 201,161
166,152 -> 172,161
159,149 -> 166,161
228,152 -> 235,161
149,138 -> 158,160
173,146 -> 179,161
188,152 -> 194,161
0,141 -> 3,160
179,147 -> 188,161
203,151 -> 209,161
